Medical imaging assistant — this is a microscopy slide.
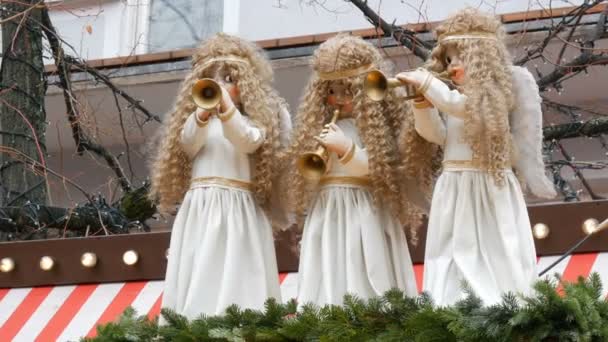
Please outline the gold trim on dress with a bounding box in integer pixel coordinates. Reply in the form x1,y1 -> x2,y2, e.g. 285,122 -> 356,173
218,106 -> 236,122
319,176 -> 371,188
442,159 -> 512,170
318,63 -> 374,81
191,176 -> 252,191
442,159 -> 481,170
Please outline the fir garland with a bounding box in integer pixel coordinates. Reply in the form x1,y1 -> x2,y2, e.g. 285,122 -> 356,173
85,273 -> 608,342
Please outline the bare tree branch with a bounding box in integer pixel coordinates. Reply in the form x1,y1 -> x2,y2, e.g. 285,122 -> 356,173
537,5 -> 608,90
0,146 -> 154,239
40,6 -> 132,193
555,5 -> 586,65
556,141 -> 605,199
543,117 -> 608,140
61,57 -> 162,124
34,10 -> 161,124
347,0 -> 431,60
515,0 -> 606,66
113,92 -> 136,181
538,55 -> 608,90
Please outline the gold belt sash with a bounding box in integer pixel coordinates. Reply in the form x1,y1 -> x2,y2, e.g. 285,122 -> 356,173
191,177 -> 252,191
442,160 -> 511,171
319,176 -> 371,188
442,159 -> 481,170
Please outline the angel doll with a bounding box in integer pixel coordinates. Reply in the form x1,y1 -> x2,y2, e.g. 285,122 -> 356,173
149,33 -> 291,318
396,8 -> 556,306
287,34 -> 431,306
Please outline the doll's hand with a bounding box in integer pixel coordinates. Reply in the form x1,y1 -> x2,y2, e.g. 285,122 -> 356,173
196,107 -> 213,122
219,86 -> 235,113
314,123 -> 352,157
396,69 -> 431,88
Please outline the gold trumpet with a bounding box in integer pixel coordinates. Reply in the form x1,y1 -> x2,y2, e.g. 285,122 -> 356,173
191,78 -> 222,109
363,69 -> 453,101
297,108 -> 341,181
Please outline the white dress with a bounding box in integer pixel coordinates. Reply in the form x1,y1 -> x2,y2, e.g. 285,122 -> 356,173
297,118 -> 418,307
413,76 -> 538,306
161,107 -> 282,318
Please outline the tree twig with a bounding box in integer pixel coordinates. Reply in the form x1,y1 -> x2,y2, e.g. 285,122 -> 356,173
556,141 -> 605,199
40,6 -> 132,193
347,0 -> 431,60
536,4 -> 608,90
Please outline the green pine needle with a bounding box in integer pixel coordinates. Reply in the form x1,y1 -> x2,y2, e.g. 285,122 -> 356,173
85,273 -> 608,342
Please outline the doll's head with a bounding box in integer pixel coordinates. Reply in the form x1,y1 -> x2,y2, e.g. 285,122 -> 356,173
150,33 -> 286,214
426,8 -> 515,180
287,34 -> 427,226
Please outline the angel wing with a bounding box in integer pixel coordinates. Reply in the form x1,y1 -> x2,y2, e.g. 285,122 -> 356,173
509,66 -> 557,199
268,105 -> 296,231
278,105 -> 292,146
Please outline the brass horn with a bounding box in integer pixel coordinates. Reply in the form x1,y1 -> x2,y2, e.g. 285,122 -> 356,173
297,108 -> 341,181
192,78 -> 222,109
364,70 -> 419,101
364,69 -> 453,102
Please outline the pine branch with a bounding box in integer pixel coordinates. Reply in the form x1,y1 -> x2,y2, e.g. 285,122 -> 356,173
88,274 -> 608,341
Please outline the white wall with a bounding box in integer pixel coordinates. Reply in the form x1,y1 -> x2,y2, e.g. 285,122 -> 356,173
147,0 -> 223,52
238,0 -> 585,40
47,0 -> 150,60
42,0 -> 588,58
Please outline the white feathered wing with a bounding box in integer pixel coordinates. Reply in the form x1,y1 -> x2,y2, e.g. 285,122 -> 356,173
268,106 -> 296,230
509,66 -> 557,199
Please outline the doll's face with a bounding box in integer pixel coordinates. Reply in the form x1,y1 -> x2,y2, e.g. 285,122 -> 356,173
326,81 -> 354,114
443,45 -> 465,85
209,65 -> 241,106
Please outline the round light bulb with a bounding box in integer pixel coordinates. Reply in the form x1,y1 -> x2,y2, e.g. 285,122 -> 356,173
40,256 -> 55,271
532,223 -> 550,239
0,257 -> 15,273
582,218 -> 599,235
81,252 -> 98,268
165,248 -> 169,259
122,250 -> 138,266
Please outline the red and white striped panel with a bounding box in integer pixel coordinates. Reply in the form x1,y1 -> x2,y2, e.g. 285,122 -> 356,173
1,252 -> 607,341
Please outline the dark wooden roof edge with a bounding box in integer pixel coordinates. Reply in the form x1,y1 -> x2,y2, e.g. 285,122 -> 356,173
1,199 -> 608,288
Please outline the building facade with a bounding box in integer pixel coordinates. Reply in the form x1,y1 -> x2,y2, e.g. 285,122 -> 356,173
3,0 -> 605,206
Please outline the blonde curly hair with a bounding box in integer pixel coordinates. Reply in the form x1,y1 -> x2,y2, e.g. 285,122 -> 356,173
149,33 -> 287,214
426,7 -> 515,183
286,34 -> 430,229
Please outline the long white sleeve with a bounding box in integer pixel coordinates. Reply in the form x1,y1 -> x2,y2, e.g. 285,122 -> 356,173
339,143 -> 369,177
180,113 -> 210,158
219,106 -> 265,154
412,105 -> 446,146
422,77 -> 467,119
